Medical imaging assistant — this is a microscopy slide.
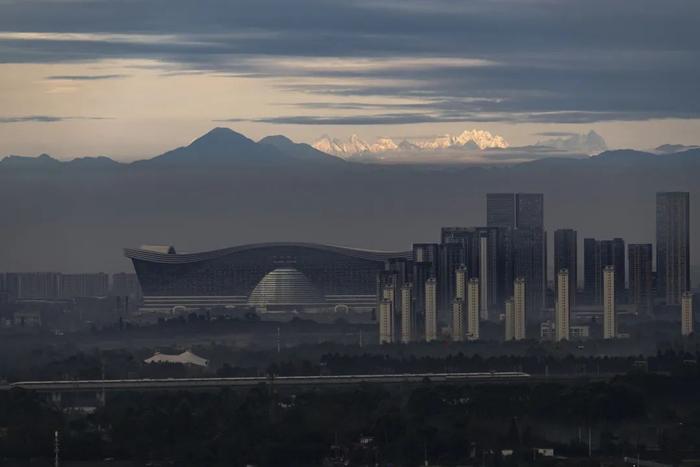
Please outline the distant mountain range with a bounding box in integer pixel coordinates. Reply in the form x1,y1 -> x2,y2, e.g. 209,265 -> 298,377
311,129 -> 610,160
534,130 -> 608,154
0,128 -> 345,169
312,129 -> 509,158
653,143 -> 700,154
0,127 -> 697,170
1,127 -> 699,274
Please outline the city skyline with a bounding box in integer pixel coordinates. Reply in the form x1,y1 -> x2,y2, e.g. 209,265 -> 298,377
2,191 -> 695,284
4,190 -> 692,346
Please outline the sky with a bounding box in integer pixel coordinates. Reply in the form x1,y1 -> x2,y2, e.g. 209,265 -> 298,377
1,0 -> 699,160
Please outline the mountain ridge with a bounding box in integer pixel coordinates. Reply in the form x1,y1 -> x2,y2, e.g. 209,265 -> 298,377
1,127 -> 698,170
312,129 -> 510,158
535,130 -> 607,154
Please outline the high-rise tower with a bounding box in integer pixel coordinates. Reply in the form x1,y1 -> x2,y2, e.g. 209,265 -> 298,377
505,298 -> 515,341
583,237 -> 625,305
487,193 -> 516,229
486,193 -> 544,316
452,298 -> 465,342
628,244 -> 653,314
681,292 -> 694,336
656,192 -> 690,305
400,283 -> 414,344
555,269 -> 570,341
455,265 -> 467,300
554,229 -> 577,310
425,278 -> 438,342
379,298 -> 393,344
603,266 -> 616,339
467,278 -> 480,340
513,277 -> 526,340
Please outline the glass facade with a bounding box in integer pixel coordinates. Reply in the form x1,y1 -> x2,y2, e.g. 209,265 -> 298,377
127,243 -> 410,300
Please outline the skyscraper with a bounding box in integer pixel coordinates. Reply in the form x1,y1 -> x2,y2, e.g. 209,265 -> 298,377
377,270 -> 398,342
438,242 -> 463,316
379,299 -> 393,344
514,277 -> 526,340
628,244 -> 653,314
425,278 -> 437,342
487,193 -> 545,230
600,238 -> 625,304
400,283 -> 413,344
583,238 -> 599,305
412,261 -> 434,336
467,278 -> 480,340
486,192 -> 545,317
516,193 -> 545,316
479,232 -> 489,320
516,193 -> 544,229
554,229 -> 577,309
413,243 -> 439,264
441,226 -> 506,315
656,192 -> 690,305
452,298 -> 465,342
681,292 -> 694,336
466,227 -> 511,316
505,298 -> 515,341
583,237 -> 625,305
455,264 -> 467,300
512,227 -> 546,316
487,193 -> 516,229
555,269 -> 570,341
603,266 -> 616,339
382,282 -> 397,343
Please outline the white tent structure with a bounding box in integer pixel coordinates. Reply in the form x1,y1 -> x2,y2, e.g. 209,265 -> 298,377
144,350 -> 208,367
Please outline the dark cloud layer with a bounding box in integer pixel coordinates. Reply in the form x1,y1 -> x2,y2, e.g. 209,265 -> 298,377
0,115 -> 65,123
535,131 -> 580,137
0,115 -> 111,123
1,0 -> 699,124
45,74 -> 128,80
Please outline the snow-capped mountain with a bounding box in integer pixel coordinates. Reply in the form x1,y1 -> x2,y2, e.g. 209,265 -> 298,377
312,134 -> 371,157
535,130 -> 607,155
370,137 -> 398,153
312,129 -> 509,157
413,130 -> 509,150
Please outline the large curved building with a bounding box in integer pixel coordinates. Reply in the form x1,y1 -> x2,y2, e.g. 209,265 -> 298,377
124,243 -> 411,313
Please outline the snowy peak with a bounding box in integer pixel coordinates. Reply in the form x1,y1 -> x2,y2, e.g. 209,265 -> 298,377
453,129 -> 509,150
413,130 -> 508,150
535,130 -> 607,154
370,137 -> 399,153
312,134 -> 372,157
312,129 -> 509,157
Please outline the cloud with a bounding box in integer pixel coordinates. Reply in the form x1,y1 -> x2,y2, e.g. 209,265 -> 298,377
222,109 -> 696,126
534,131 -> 580,137
45,74 -> 128,80
218,114 -> 450,125
0,0 -> 699,123
0,115 -> 112,123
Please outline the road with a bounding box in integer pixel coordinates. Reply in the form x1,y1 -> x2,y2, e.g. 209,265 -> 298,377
7,372 -> 536,393
2,371 -> 617,394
